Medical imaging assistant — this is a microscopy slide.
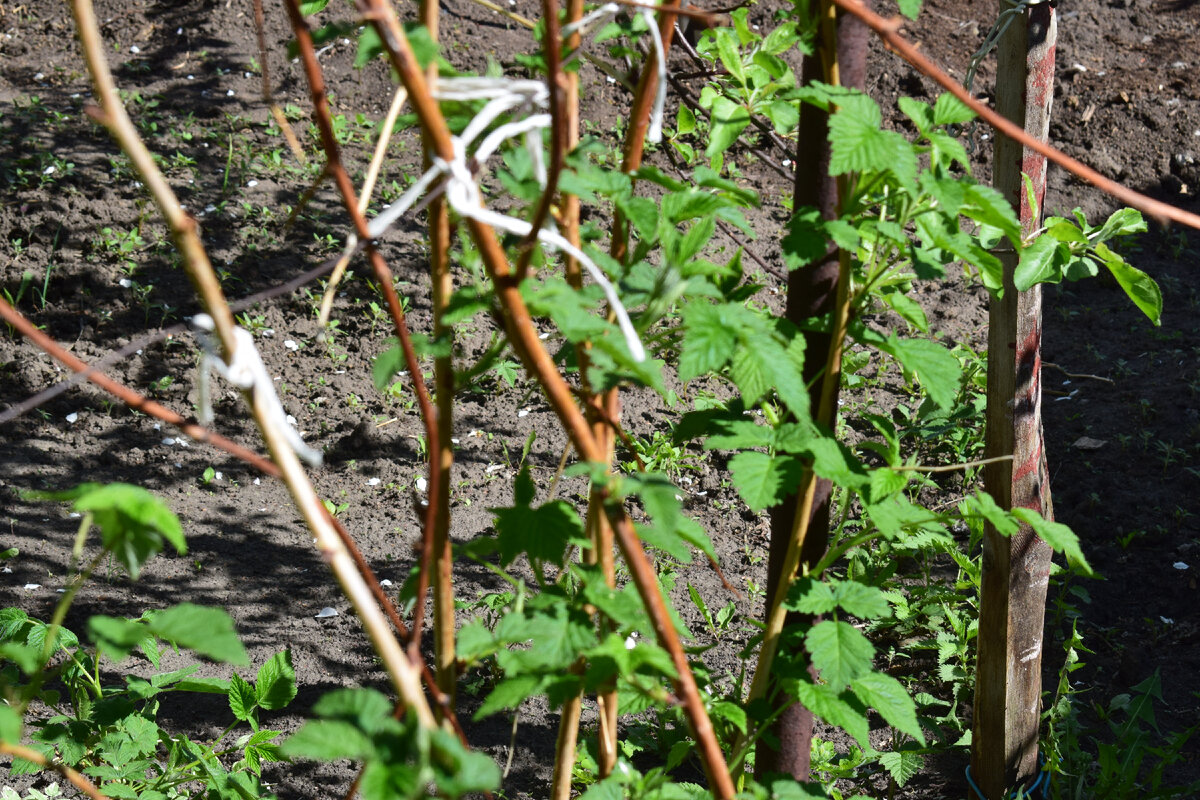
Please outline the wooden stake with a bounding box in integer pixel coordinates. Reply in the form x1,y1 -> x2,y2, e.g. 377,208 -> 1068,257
973,3 -> 1057,797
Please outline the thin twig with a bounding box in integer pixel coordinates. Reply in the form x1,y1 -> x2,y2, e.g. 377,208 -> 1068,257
73,0 -> 435,729
282,0 -> 444,664
892,454 -> 1014,473
514,0 -> 567,282
358,1 -> 735,794
1042,361 -> 1114,384
834,0 -> 1200,231
421,0 -> 460,710
318,86 -> 410,326
253,0 -> 307,164
0,743 -> 111,800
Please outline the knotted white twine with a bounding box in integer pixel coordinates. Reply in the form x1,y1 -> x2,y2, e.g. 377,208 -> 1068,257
354,63 -> 663,362
192,313 -> 323,467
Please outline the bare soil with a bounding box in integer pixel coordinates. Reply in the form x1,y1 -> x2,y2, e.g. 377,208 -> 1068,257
1,0 -> 1199,797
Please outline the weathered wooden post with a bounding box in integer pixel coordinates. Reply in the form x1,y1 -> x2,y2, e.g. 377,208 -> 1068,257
972,1 -> 1057,797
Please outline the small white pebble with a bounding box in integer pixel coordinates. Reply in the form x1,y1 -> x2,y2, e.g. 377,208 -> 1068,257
367,477 -> 381,486
226,89 -> 236,97
624,632 -> 638,650
130,45 -> 140,54
69,512 -> 81,518
450,438 -> 460,445
42,165 -> 54,175
315,607 -> 338,619
486,464 -> 505,473
163,437 -> 176,445
153,423 -> 161,430
468,430 -> 482,438
254,477 -> 261,485
176,27 -> 183,34
380,579 -> 393,587
34,72 -> 44,80
119,278 -> 133,288
178,439 -> 190,448
214,471 -> 223,481
70,93 -> 80,98
284,340 -> 299,351
416,476 -> 428,492
782,158 -> 792,167
1161,616 -> 1175,625
174,462 -> 182,468
24,584 -> 41,591
65,412 -> 79,423
246,179 -> 258,187
606,75 -> 616,84
187,74 -> 195,80
1173,561 -> 1189,570
244,71 -> 252,79
539,332 -> 550,340
517,408 -> 531,418
204,204 -> 217,214
286,414 -> 298,426
135,349 -> 143,355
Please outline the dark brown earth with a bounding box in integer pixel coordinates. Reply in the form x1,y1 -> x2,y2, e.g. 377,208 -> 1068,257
1,0 -> 1199,797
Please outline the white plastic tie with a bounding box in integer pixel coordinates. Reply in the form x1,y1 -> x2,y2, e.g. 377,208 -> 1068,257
192,314 -> 323,467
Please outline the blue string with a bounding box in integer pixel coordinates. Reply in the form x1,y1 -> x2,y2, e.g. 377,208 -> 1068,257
965,754 -> 1050,799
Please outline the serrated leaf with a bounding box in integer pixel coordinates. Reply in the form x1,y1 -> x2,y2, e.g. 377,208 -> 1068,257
617,195 -> 660,242
783,207 -> 829,271
898,96 -> 932,133
147,604 -> 247,666
790,680 -> 871,750
805,620 -> 875,689
312,688 -> 393,733
898,0 -> 923,21
707,96 -> 752,158
833,582 -> 890,619
963,491 -> 1019,537
828,94 -> 917,185
0,705 -> 21,743
256,650 -> 297,710
476,675 -> 540,719
877,749 -> 924,787
851,672 -> 925,744
700,422 -> 772,457
729,452 -> 806,512
64,484 -> 185,579
88,616 -> 151,663
806,436 -> 870,490
228,673 -> 257,722
298,0 -> 329,15
887,337 -> 962,411
679,302 -> 740,380
932,92 -> 972,125
282,720 -> 374,761
372,344 -> 405,391
784,576 -> 837,615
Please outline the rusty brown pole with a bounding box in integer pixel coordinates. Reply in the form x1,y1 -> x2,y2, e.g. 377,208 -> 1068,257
759,0 -> 870,782
973,2 -> 1056,797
